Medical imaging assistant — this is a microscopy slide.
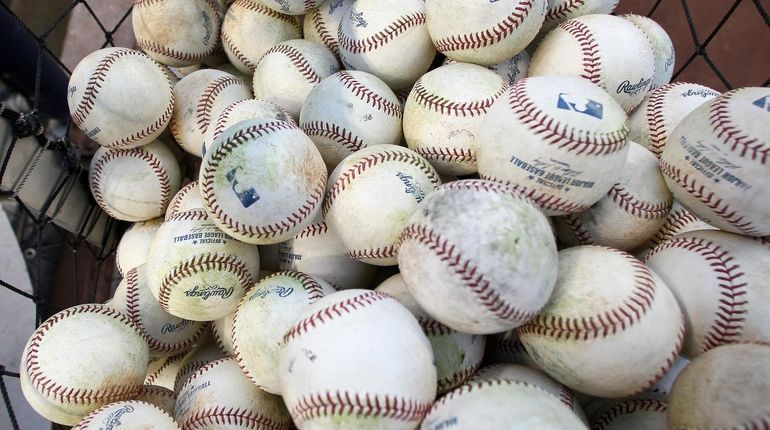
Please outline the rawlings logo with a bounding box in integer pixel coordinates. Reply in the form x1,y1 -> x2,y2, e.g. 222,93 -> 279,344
275,0 -> 290,12
249,285 -> 294,300
99,405 -> 134,430
429,416 -> 458,430
616,77 -> 652,96
681,89 -> 720,99
753,96 -> 770,112
328,0 -> 344,13
396,172 -> 426,203
184,285 -> 234,300
664,51 -> 675,71
350,10 -> 368,27
226,167 -> 260,208
68,86 -> 77,97
160,319 -> 193,334
201,11 -> 212,45
557,93 -> 603,119
503,55 -> 524,85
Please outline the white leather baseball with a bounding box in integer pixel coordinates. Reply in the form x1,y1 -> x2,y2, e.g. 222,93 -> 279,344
633,200 -> 716,259
623,15 -> 675,90
302,0 -> 355,57
170,69 -> 252,157
376,273 -> 486,394
146,209 -> 261,321
661,87 -> 770,236
280,289 -> 437,429
426,0 -> 546,65
145,353 -> 186,391
175,357 -> 293,429
72,400 -> 178,430
278,217 -> 377,290
300,70 -> 403,169
112,264 -> 208,357
398,180 -> 557,334
338,0 -> 436,90
89,140 -> 182,222
200,118 -> 327,244
203,99 -> 294,155
132,0 -> 221,67
644,230 -> 770,358
116,217 -> 163,275
530,14 -> 656,112
629,82 -> 720,158
477,75 -> 630,216
232,271 -> 334,394
541,0 -> 618,34
668,343 -> 770,429
422,378 -> 588,430
172,335 -> 226,394
324,144 -> 441,266
165,181 -> 205,221
444,52 -> 531,86
253,39 -> 340,119
554,142 -> 673,250
254,0 -> 324,15
20,304 -> 149,425
587,394 -> 668,430
403,63 -> 507,176
221,0 -> 302,73
517,246 -> 684,398
67,47 -> 173,149
134,385 -> 176,416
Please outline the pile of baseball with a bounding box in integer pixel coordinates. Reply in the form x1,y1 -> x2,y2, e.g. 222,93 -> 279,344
21,0 -> 770,428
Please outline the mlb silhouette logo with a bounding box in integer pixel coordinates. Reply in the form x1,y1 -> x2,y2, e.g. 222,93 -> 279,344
557,93 -> 604,119
752,96 -> 770,112
226,167 -> 260,208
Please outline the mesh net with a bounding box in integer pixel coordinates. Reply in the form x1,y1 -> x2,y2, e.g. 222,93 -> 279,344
0,0 -> 768,428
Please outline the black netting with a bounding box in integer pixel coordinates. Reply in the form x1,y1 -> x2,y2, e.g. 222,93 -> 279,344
0,0 -> 768,428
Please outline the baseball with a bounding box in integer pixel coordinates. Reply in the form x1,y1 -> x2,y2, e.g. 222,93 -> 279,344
541,0 -> 618,33
629,82 -> 721,158
67,47 -> 173,149
668,343 -> 770,429
324,144 -> 441,266
338,0 -> 436,90
280,289 -> 437,429
444,51 -> 531,86
133,385 -> 176,416
145,353 -> 186,391
422,378 -> 588,430
200,118 -> 327,244
403,63 -> 508,176
644,230 -> 770,357
116,217 -> 163,275
172,335 -> 226,394
20,304 -> 149,425
300,70 -> 403,169
112,264 -> 208,357
165,180 -> 205,221
553,142 -> 673,250
376,273 -> 486,394
211,311 -> 236,357
398,180 -> 558,334
633,200 -> 716,258
254,0 -> 325,15
221,0 -> 302,73
530,14 -> 655,112
587,394 -> 668,430
145,209 -> 261,321
203,98 -> 294,155
660,87 -> 770,236
624,14 -> 675,90
232,271 -> 335,394
170,69 -> 252,157
253,39 -> 340,119
89,139 -> 182,222
72,400 -> 178,430
302,0 -> 355,57
426,0 -> 546,65
132,0 -> 221,67
517,245 -> 684,398
477,75 -> 630,216
175,357 -> 293,429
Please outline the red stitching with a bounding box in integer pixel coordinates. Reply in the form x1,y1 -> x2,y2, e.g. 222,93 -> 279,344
345,245 -> 399,262
645,82 -> 683,157
432,379 -> 542,409
167,209 -> 209,222
145,353 -> 186,385
401,224 -> 541,323
183,406 -> 292,430
72,48 -> 137,127
417,316 -> 453,336
196,76 -> 246,134
415,147 -> 476,163
212,99 -> 294,144
517,249 -> 657,341
291,391 -> 432,424
296,221 -> 328,239
261,44 -> 322,84
25,304 -> 143,405
478,173 -> 590,214
310,8 -> 338,56
412,78 -> 505,117
301,121 -> 364,152
166,181 -> 200,220
200,121 -> 325,240
592,398 -> 667,430
659,160 -> 761,236
558,19 -> 603,87
136,38 -> 210,63
645,237 -> 748,353
90,146 -> 171,220
545,0 -> 584,21
561,213 -> 594,245
234,0 -> 302,32
323,147 -> 440,215
647,206 -> 701,248
437,363 -> 480,393
635,317 -> 684,396
709,90 -> 769,164
507,79 -> 627,156
338,12 -> 425,54
107,101 -> 173,149
490,333 -> 528,355
472,363 -> 576,410
285,290 -> 389,341
157,253 -> 254,313
337,71 -> 402,118
607,184 -> 672,219
221,31 -> 256,71
433,1 -> 535,52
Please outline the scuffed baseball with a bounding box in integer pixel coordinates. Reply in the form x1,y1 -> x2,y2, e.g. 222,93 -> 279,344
133,385 -> 176,416
444,51 -> 531,86
116,218 -> 163,275
210,311 -> 235,357
404,63 -> 508,176
254,0 -> 324,15
587,394 -> 668,430
633,200 -> 717,258
541,0 -> 618,34
165,181 -> 205,221
624,14 -> 675,90
145,353 -> 186,391
89,140 -> 182,222
172,335 -> 226,393
72,400 -> 178,430
67,47 -> 173,149
302,0 -> 356,57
